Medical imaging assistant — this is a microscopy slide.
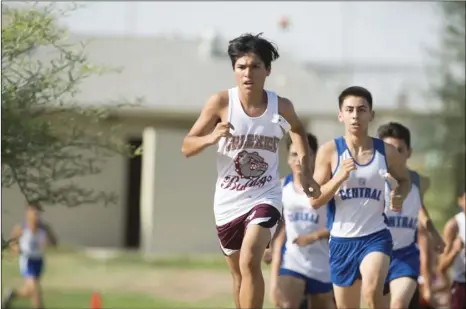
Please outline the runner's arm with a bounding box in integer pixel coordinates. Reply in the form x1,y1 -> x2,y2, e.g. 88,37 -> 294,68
385,143 -> 411,202
293,228 -> 330,247
310,141 -> 345,208
42,223 -> 58,247
8,224 -> 23,254
418,175 -> 443,249
271,222 -> 286,280
418,221 -> 432,292
437,218 -> 460,274
181,92 -> 225,157
418,175 -> 434,229
278,98 -> 314,173
313,228 -> 330,240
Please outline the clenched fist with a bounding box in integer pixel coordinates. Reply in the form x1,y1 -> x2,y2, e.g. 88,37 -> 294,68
210,122 -> 233,143
336,158 -> 357,181
299,168 -> 321,198
384,172 -> 403,212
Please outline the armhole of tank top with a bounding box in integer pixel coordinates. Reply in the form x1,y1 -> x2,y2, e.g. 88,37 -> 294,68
269,90 -> 279,116
373,138 -> 392,191
409,170 -> 420,189
332,137 -> 345,176
373,138 -> 389,169
283,173 -> 293,186
227,88 -> 235,123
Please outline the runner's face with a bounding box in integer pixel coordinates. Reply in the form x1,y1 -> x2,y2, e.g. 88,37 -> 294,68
287,143 -> 316,174
233,53 -> 270,93
338,96 -> 374,134
382,137 -> 411,165
287,144 -> 301,174
26,207 -> 40,226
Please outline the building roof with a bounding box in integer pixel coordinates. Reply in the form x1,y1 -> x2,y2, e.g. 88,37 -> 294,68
38,33 -> 338,115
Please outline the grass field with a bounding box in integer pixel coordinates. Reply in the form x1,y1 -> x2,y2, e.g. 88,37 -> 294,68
1,249 -> 276,309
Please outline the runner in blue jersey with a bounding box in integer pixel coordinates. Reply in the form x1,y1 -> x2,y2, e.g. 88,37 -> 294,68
2,203 -> 58,309
377,122 -> 444,309
310,86 -> 412,308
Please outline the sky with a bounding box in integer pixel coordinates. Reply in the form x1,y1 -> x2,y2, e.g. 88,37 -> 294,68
53,1 -> 442,66
4,1 -> 444,110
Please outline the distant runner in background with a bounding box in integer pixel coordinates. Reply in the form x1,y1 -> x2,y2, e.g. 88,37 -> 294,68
2,203 -> 58,309
377,122 -> 444,309
437,190 -> 465,309
269,133 -> 334,309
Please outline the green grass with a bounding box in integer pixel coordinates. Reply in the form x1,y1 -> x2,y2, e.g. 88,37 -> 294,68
1,250 -> 238,308
5,289 -> 188,309
75,250 -> 229,270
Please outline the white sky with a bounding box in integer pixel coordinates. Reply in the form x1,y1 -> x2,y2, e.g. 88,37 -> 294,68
53,1 -> 442,66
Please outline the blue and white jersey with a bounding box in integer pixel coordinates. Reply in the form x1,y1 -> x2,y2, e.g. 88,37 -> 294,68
385,170 -> 422,250
328,137 -> 389,238
19,224 -> 46,259
281,181 -> 330,281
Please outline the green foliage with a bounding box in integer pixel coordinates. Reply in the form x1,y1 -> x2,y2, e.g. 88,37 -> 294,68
1,3 -> 139,208
436,2 -> 465,147
425,2 -> 465,223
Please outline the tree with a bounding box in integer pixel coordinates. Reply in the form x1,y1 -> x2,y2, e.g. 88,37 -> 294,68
1,3 -> 139,210
426,1 -> 465,222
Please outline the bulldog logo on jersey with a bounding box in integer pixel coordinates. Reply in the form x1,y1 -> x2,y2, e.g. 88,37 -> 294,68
234,150 -> 268,179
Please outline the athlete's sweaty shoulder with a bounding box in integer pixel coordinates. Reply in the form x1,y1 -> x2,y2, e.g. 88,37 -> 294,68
443,216 -> 459,247
277,96 -> 295,121
208,90 -> 229,120
10,223 -> 23,240
277,96 -> 293,110
186,91 -> 229,138
317,140 -> 338,163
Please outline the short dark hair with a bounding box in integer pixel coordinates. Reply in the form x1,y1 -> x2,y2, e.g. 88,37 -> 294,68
286,133 -> 319,154
377,122 -> 411,148
27,202 -> 43,212
338,86 -> 373,109
227,33 -> 280,70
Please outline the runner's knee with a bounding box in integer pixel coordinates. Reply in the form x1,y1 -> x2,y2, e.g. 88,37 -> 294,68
239,249 -> 262,275
391,297 -> 407,309
362,283 -> 379,306
278,297 -> 301,309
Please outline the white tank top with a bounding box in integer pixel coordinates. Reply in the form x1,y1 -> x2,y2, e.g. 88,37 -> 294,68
328,137 -> 388,238
385,170 -> 422,250
19,225 -> 46,259
213,87 -> 285,226
281,182 -> 330,281
452,211 -> 465,282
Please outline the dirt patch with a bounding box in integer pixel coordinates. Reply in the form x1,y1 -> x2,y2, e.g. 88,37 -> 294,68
43,267 -> 236,302
35,254 -> 252,303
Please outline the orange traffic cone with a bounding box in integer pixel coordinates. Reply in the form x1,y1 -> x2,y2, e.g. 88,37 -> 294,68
90,291 -> 102,309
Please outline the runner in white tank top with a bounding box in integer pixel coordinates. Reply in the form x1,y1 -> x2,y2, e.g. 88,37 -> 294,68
214,86 -> 283,227
2,203 -> 57,309
376,122 -> 445,309
268,134 -> 334,309
310,86 -> 412,309
438,191 -> 466,309
181,33 -> 320,309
